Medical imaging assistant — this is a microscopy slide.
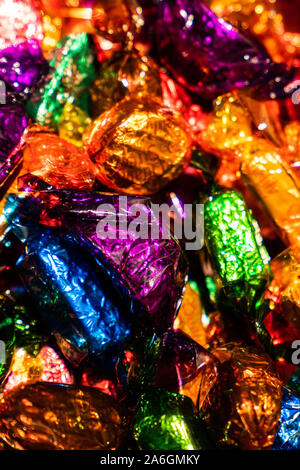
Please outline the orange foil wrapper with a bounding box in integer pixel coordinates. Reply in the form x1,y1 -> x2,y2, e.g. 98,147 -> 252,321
200,344 -> 282,449
85,97 -> 192,195
21,125 -> 95,190
0,382 -> 129,450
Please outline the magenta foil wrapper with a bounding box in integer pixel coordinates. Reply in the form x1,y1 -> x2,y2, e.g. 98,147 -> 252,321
155,0 -> 294,99
12,185 -> 188,331
0,39 -> 48,103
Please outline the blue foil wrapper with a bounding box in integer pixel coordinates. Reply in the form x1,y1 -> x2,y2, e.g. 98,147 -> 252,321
16,227 -> 134,370
273,388 -> 300,450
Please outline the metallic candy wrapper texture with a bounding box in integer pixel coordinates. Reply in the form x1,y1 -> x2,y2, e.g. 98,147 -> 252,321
2,345 -> 74,393
173,282 -> 207,348
0,382 -> 129,450
201,344 -> 282,449
27,33 -> 96,129
284,121 -> 300,186
0,106 -> 27,161
240,138 -> 300,247
155,0 -> 294,100
57,103 -> 91,148
90,49 -> 162,118
273,388 -> 300,450
13,188 -> 188,330
16,227 -> 134,369
0,39 -> 48,103
133,387 -> 210,450
20,125 -> 95,189
84,97 -> 192,195
0,292 -> 45,383
204,188 -> 271,314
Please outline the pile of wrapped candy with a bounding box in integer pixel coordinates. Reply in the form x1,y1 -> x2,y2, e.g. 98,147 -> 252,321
0,0 -> 300,451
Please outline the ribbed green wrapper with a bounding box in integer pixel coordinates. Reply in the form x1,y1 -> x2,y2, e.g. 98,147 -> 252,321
133,388 -> 210,450
27,33 -> 96,129
204,188 -> 271,315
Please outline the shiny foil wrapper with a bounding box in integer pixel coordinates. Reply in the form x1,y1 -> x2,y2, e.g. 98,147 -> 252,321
16,227 -> 134,369
0,39 -> 48,103
0,382 -> 129,450
3,345 -> 74,393
58,103 -> 91,148
27,33 -> 96,129
85,97 -> 192,195
273,388 -> 300,450
204,188 -> 271,315
133,387 -> 210,450
201,344 -> 283,449
20,125 -> 95,189
155,0 -> 294,100
0,105 -> 27,162
0,292 -> 45,383
13,188 -> 188,330
90,49 -> 162,118
240,138 -> 300,247
284,121 -> 300,186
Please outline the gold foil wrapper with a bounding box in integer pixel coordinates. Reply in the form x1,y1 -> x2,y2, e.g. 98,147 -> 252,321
21,125 -> 95,189
240,138 -> 300,246
174,282 -> 207,349
0,382 -> 129,450
85,97 -> 192,195
201,344 -> 282,449
90,50 -> 162,118
58,103 -> 92,148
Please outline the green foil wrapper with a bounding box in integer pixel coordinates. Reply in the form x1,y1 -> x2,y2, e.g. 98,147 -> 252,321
203,187 -> 271,316
27,34 -> 96,129
133,388 -> 211,450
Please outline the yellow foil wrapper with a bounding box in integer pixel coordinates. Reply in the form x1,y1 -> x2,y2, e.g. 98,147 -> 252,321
240,138 -> 300,247
85,97 -> 192,195
21,125 -> 95,189
0,382 -> 129,450
174,282 -> 207,349
201,344 -> 282,449
90,49 -> 162,118
283,121 -> 300,186
58,103 -> 91,148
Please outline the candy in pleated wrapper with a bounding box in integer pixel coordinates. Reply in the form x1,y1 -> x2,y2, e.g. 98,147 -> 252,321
84,96 -> 192,195
2,345 -> 74,393
240,138 -> 300,247
0,382 -> 129,450
13,187 -> 188,331
203,187 -> 271,316
16,227 -> 134,369
27,33 -> 96,129
0,292 -> 45,382
20,125 -> 95,189
90,49 -> 162,118
133,387 -> 211,450
200,344 -> 282,449
0,40 -> 48,103
273,388 -> 300,450
155,0 -> 294,100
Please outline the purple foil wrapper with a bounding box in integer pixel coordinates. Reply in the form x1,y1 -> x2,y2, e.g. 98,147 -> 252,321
0,39 -> 48,103
156,0 -> 294,99
13,185 -> 188,331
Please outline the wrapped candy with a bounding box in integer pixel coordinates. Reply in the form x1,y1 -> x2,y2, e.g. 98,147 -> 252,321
155,0 -> 294,100
16,227 -> 134,369
57,103 -> 91,148
273,388 -> 300,450
133,387 -> 211,450
2,345 -> 74,393
203,187 -> 271,316
11,187 -> 188,331
19,125 -> 95,189
0,292 -> 45,382
27,33 -> 96,129
90,49 -> 162,118
85,97 -> 192,195
0,382 -> 129,450
240,138 -> 300,247
0,40 -> 48,103
200,344 -> 283,449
